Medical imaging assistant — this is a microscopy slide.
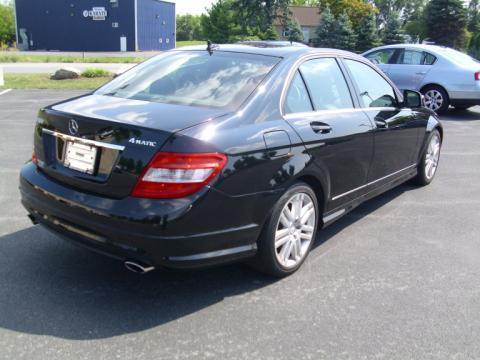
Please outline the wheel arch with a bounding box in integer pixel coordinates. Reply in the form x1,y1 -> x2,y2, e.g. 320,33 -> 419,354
296,174 -> 327,224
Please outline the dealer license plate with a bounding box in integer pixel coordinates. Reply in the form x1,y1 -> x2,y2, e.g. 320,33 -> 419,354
64,141 -> 98,174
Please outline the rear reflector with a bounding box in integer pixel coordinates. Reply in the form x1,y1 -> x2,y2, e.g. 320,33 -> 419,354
131,152 -> 228,199
475,72 -> 480,81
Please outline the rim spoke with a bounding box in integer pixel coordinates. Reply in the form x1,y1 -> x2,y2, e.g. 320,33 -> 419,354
301,224 -> 314,233
300,208 -> 314,225
281,241 -> 292,263
275,229 -> 290,248
293,195 -> 303,218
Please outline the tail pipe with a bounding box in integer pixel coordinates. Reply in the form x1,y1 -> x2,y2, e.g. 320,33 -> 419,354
124,260 -> 155,274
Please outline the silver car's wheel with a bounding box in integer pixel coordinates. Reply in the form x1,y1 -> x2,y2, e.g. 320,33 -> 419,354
425,132 -> 441,180
424,89 -> 444,112
274,192 -> 316,269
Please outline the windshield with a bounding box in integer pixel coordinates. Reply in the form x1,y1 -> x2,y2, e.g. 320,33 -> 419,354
96,51 -> 280,110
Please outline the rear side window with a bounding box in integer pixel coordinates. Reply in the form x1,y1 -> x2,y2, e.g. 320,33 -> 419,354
424,52 -> 437,65
345,59 -> 397,108
365,49 -> 396,65
299,58 -> 353,110
96,51 -> 280,110
285,71 -> 313,114
398,50 -> 424,65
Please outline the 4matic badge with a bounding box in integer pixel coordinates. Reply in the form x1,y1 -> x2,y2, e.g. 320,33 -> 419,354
128,138 -> 157,147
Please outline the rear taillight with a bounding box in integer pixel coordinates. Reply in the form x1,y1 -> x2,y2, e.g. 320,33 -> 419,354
475,72 -> 480,81
32,151 -> 38,165
131,152 -> 228,199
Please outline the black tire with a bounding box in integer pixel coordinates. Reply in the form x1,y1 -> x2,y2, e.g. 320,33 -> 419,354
421,85 -> 449,114
413,129 -> 442,186
249,182 -> 319,277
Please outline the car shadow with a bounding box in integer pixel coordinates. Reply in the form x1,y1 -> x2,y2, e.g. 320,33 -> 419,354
0,183 -> 413,340
441,107 -> 480,122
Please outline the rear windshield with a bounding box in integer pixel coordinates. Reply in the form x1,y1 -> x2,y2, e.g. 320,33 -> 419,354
96,51 -> 280,110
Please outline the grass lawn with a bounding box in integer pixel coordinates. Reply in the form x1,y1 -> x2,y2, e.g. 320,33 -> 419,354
0,73 -> 112,90
0,54 -> 142,64
176,40 -> 205,47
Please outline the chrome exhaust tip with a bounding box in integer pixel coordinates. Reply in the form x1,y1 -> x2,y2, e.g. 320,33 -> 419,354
124,260 -> 155,274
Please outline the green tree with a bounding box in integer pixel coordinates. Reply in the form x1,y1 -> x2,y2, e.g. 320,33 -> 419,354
315,6 -> 337,47
283,17 -> 304,43
468,0 -> 480,32
318,0 -> 377,30
356,12 -> 381,52
383,11 -> 406,45
235,0 -> 289,35
373,0 -> 426,25
424,0 -> 468,49
335,11 -> 357,50
0,1 -> 15,46
201,0 -> 242,43
176,14 -> 203,41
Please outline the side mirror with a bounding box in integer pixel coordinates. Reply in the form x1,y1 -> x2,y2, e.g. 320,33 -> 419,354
402,89 -> 423,108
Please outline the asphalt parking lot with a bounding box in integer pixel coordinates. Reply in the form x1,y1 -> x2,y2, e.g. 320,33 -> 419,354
1,90 -> 480,359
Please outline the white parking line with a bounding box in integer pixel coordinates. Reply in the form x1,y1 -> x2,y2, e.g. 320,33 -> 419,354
0,89 -> 12,96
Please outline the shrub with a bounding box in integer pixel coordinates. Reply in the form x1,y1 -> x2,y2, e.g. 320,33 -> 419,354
81,68 -> 111,78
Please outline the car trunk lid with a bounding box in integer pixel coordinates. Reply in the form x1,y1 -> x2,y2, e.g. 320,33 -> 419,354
34,94 -> 227,198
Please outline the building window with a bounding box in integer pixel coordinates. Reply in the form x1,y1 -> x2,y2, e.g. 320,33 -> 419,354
111,0 -> 119,7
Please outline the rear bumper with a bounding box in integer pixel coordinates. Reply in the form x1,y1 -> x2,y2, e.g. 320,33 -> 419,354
448,90 -> 480,107
19,162 -> 275,269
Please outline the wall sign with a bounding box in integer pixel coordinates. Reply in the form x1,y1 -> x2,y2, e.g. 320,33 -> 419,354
83,7 -> 108,21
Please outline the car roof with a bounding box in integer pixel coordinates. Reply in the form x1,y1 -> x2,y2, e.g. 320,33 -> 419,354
173,44 -> 363,60
362,43 -> 456,56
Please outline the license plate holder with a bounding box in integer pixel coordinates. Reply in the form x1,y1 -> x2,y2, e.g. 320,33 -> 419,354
64,141 -> 98,174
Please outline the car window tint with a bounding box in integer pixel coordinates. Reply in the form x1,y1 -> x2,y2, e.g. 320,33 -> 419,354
399,50 -> 424,65
424,52 -> 436,65
96,51 -> 280,110
345,59 -> 397,108
285,71 -> 313,114
366,49 -> 396,64
299,58 -> 353,110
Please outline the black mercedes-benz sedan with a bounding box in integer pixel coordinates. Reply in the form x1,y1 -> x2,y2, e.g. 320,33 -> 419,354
19,44 -> 443,277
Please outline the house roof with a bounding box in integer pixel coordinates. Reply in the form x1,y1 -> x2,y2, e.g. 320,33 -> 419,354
274,6 -> 321,27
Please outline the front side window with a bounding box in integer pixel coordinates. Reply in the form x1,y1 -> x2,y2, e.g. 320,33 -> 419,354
299,58 -> 353,111
345,59 -> 397,108
285,71 -> 313,114
365,49 -> 396,65
96,51 -> 280,110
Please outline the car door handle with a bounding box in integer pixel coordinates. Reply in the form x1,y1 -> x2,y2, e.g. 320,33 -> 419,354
416,71 -> 427,75
310,122 -> 332,134
374,118 -> 389,129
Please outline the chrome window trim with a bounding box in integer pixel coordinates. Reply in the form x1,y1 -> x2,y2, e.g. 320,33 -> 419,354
331,164 -> 416,201
283,106 -> 398,120
42,128 -> 126,151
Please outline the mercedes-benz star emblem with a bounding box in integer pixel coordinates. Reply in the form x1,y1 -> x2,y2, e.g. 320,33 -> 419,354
68,119 -> 79,135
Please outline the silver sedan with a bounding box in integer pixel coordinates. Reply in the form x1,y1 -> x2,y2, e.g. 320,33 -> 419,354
363,44 -> 480,113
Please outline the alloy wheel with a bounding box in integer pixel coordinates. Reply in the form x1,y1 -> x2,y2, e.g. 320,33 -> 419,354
274,192 -> 316,269
424,90 -> 444,112
425,133 -> 441,180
